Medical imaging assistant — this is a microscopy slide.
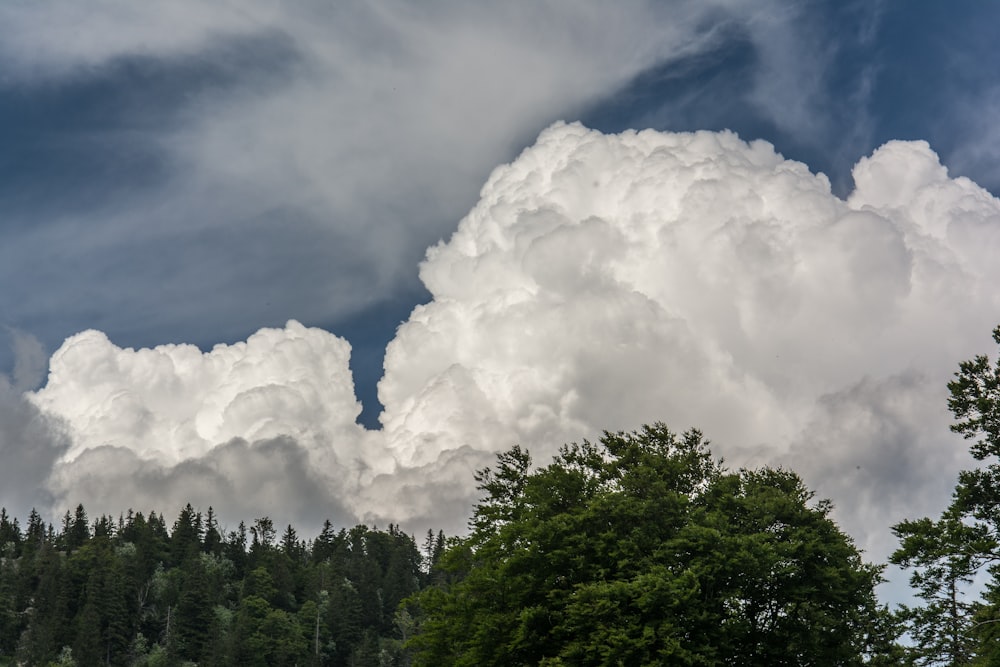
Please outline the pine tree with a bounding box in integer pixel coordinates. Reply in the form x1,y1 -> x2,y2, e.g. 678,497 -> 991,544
203,506 -> 223,555
226,521 -> 249,579
67,504 -> 90,552
18,538 -> 70,665
0,533 -> 20,657
173,555 -> 212,662
892,326 -> 1000,663
0,508 -> 21,553
171,503 -> 203,566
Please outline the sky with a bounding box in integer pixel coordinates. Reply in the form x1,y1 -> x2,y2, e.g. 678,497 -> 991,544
2,0 -> 1000,602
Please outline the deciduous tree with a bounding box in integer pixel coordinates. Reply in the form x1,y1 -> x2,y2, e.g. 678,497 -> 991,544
407,424 -> 892,665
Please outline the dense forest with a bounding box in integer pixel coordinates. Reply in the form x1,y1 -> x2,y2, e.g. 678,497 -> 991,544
0,502 -> 435,666
2,325 -> 1000,665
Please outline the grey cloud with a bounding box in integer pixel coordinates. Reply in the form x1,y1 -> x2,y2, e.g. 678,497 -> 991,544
48,437 -> 356,536
0,377 -> 70,519
7,328 -> 48,392
358,445 -> 496,537
783,372 -> 965,562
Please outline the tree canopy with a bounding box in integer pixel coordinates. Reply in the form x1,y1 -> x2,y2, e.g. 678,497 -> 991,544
406,424 -> 894,666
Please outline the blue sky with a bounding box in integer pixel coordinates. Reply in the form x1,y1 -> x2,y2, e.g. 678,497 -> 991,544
3,1 -> 998,426
3,1 -> 1000,596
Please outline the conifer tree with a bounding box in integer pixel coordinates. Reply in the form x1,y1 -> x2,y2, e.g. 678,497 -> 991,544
892,326 -> 1000,663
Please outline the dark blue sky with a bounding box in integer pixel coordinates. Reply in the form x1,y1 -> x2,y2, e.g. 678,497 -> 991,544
1,1 -> 999,428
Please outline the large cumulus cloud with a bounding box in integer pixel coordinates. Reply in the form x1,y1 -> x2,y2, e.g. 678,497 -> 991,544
377,123 -> 1000,553
27,124 -> 1000,564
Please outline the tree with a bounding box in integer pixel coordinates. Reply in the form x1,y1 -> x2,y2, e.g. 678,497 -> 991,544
406,424 -> 892,665
2,507 -> 452,666
65,504 -> 90,552
170,503 -> 203,566
203,506 -> 224,556
171,555 -> 213,662
891,325 -> 1000,664
17,538 -> 70,665
890,513 -> 982,665
250,517 -> 276,554
313,520 -> 339,564
232,591 -> 307,666
0,525 -> 22,657
226,521 -> 249,578
0,508 -> 21,553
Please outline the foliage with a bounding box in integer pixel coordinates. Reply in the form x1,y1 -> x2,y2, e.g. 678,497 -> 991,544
0,505 -> 427,666
406,423 -> 894,665
891,325 -> 1000,665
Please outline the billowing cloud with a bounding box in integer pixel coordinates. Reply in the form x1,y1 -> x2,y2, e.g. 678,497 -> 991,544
33,321 -> 364,464
30,322 -> 379,532
26,124 -> 1000,570
376,124 -> 1000,554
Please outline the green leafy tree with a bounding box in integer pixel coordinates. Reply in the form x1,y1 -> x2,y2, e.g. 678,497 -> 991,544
233,593 -> 308,666
407,424 -> 892,666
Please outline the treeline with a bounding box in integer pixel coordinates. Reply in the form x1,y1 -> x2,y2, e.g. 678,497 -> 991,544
5,324 -> 1000,665
0,504 -> 443,666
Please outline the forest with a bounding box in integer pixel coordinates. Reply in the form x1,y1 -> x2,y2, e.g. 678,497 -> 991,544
0,503 -> 433,666
1,325 -> 1000,666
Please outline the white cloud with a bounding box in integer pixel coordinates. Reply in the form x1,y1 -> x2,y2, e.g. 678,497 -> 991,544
29,322 -> 381,532
378,123 -> 1000,558
32,321 -> 365,465
26,124 -> 1000,573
